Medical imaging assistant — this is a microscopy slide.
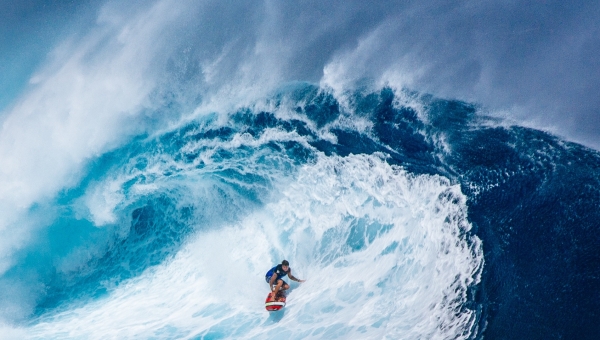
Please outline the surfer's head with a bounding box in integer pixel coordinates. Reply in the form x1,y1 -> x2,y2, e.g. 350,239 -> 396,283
282,260 -> 289,270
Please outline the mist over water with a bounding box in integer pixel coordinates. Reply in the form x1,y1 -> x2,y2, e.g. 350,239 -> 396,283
1,1 -> 599,339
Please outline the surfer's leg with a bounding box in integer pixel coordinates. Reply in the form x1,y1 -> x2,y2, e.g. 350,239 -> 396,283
272,279 -> 284,300
265,275 -> 272,289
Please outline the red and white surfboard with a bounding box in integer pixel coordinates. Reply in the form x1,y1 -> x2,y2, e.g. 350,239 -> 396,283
265,292 -> 286,311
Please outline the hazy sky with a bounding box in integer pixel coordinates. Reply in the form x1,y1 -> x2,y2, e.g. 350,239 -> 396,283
1,0 -> 599,148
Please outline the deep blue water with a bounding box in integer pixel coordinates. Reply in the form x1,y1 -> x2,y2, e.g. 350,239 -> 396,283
432,99 -> 600,339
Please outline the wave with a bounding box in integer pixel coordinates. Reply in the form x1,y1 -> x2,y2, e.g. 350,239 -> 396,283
2,82 -> 599,339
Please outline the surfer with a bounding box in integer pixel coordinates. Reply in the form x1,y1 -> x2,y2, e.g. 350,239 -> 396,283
265,260 -> 305,301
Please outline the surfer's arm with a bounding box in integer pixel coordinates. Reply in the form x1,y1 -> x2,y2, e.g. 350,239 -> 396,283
288,270 -> 305,283
269,273 -> 278,290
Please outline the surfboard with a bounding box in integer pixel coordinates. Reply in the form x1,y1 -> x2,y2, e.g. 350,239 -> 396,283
265,291 -> 286,311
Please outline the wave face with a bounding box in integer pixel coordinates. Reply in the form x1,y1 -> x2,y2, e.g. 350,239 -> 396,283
2,84 -> 599,339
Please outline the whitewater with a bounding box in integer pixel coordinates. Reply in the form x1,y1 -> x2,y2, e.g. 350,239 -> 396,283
1,1 -> 600,339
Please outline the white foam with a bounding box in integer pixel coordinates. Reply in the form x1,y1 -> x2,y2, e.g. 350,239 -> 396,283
28,153 -> 483,339
0,323 -> 27,340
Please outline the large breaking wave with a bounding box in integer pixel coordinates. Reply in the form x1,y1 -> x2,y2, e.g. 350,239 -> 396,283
1,80 -> 599,339
0,85 -> 489,339
1,2 -> 600,337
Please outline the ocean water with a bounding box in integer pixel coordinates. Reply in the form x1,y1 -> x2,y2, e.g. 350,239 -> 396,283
1,84 -> 598,339
1,2 -> 599,339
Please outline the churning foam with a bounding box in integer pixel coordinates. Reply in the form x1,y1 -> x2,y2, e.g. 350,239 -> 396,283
28,153 -> 483,339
